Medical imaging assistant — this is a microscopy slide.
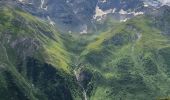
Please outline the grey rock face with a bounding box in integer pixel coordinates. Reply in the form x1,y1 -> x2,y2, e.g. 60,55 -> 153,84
4,0 -> 169,33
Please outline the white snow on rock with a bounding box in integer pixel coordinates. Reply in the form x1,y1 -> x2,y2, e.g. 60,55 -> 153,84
143,0 -> 170,7
133,12 -> 144,16
93,6 -> 115,21
119,9 -> 144,15
159,0 -> 170,5
100,0 -> 107,3
80,24 -> 88,34
41,0 -> 45,9
47,16 -> 55,26
119,9 -> 128,15
120,18 -> 129,22
18,0 -> 25,3
119,9 -> 144,22
40,0 -> 48,10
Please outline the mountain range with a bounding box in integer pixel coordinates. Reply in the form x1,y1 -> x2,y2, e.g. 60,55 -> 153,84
0,0 -> 170,100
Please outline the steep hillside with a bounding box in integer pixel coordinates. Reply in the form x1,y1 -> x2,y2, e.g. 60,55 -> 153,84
0,6 -> 83,100
1,2 -> 170,100
76,9 -> 170,100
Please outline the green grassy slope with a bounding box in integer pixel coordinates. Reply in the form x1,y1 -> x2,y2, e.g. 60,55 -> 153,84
1,4 -> 170,100
0,6 -> 82,100
0,6 -> 71,71
78,15 -> 170,100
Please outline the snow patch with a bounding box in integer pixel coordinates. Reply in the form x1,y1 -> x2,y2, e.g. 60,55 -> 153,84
119,9 -> 144,16
40,0 -> 48,10
47,16 -> 55,26
144,3 -> 149,7
119,9 -> 128,15
159,0 -> 170,6
68,31 -> 72,34
143,0 -> 170,7
120,18 -> 129,22
100,0 -> 107,3
133,12 -> 144,16
80,25 -> 88,34
94,7 -> 144,22
93,6 -> 115,21
119,9 -> 144,22
18,0 -> 25,3
40,0 -> 44,8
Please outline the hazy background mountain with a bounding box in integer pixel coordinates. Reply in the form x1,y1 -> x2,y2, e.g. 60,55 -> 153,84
6,0 -> 170,33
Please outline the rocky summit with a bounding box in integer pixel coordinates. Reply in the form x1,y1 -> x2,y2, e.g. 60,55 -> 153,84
0,0 -> 170,100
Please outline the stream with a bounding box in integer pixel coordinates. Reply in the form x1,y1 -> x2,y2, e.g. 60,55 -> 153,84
74,67 -> 88,100
132,32 -> 142,52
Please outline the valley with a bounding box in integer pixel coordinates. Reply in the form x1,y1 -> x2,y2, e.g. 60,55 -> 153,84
1,0 -> 170,100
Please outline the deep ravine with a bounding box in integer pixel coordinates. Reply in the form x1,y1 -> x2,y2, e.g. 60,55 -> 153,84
74,66 -> 88,100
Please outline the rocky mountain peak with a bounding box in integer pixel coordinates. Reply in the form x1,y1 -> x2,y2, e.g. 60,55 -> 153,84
12,0 -> 169,33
